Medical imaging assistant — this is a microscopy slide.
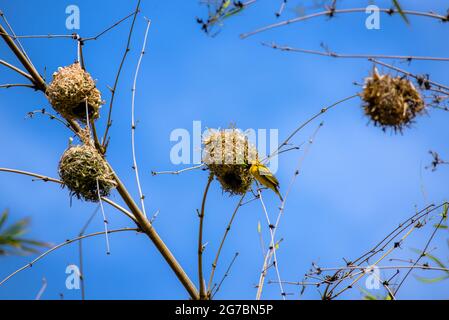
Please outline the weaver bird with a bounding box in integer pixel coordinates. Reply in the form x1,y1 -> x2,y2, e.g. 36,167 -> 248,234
249,161 -> 283,202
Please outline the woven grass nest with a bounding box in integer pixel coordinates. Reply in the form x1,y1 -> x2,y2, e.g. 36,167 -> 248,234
361,68 -> 425,132
58,144 -> 116,202
203,128 -> 258,195
46,63 -> 103,122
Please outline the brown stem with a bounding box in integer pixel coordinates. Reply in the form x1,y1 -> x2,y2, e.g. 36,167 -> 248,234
90,119 -> 104,154
198,174 -> 214,299
0,23 -> 45,90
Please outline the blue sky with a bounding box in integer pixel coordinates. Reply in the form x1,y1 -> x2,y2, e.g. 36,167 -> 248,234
0,0 -> 448,300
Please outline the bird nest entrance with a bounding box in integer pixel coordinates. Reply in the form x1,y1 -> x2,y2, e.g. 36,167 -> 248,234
58,144 -> 116,202
46,63 -> 103,122
361,68 -> 426,132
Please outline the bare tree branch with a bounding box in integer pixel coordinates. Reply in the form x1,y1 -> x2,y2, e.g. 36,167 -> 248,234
262,42 -> 449,62
241,7 -> 448,39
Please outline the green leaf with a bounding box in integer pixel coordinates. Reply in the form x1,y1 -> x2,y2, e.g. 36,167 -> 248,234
0,211 -> 48,256
442,203 -> 448,219
1,218 -> 30,238
222,7 -> 244,20
0,210 -> 8,231
359,287 -> 390,300
415,275 -> 449,284
392,0 -> 409,24
424,253 -> 449,275
360,288 -> 378,300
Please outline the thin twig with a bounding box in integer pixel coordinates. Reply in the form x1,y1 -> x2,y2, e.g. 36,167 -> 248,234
315,265 -> 449,273
261,124 -> 323,298
97,179 -> 111,255
78,207 -> 100,300
276,0 -> 288,18
0,167 -> 63,184
0,167 -> 138,223
101,197 -> 137,223
151,164 -> 205,176
241,7 -> 448,39
0,228 -> 140,287
370,58 -> 449,93
26,108 -> 73,132
268,280 -> 322,286
34,278 -> 47,300
131,18 -> 151,217
211,252 -> 239,298
199,174 -> 214,299
267,94 -> 358,162
259,125 -> 323,298
83,10 -> 140,41
102,0 -> 142,148
318,203 -> 448,299
199,0 -> 257,34
256,190 -> 285,300
394,212 -> 447,295
0,9 -> 138,43
0,83 -> 36,89
0,33 -> 76,39
1,11 -> 33,67
271,123 -> 323,244
0,59 -> 34,82
263,42 -> 449,62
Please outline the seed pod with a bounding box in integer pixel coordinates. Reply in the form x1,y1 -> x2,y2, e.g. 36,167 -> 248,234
203,128 -> 257,195
361,68 -> 425,132
58,144 -> 116,202
46,63 -> 103,122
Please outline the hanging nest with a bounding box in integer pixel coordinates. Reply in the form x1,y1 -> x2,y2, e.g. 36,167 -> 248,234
46,62 -> 103,122
203,128 -> 258,195
361,68 -> 426,132
58,144 -> 116,202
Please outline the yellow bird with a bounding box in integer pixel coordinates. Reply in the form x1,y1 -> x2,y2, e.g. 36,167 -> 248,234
250,161 -> 283,202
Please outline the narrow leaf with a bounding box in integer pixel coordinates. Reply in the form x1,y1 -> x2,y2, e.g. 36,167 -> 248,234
415,275 -> 449,284
392,0 -> 409,24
